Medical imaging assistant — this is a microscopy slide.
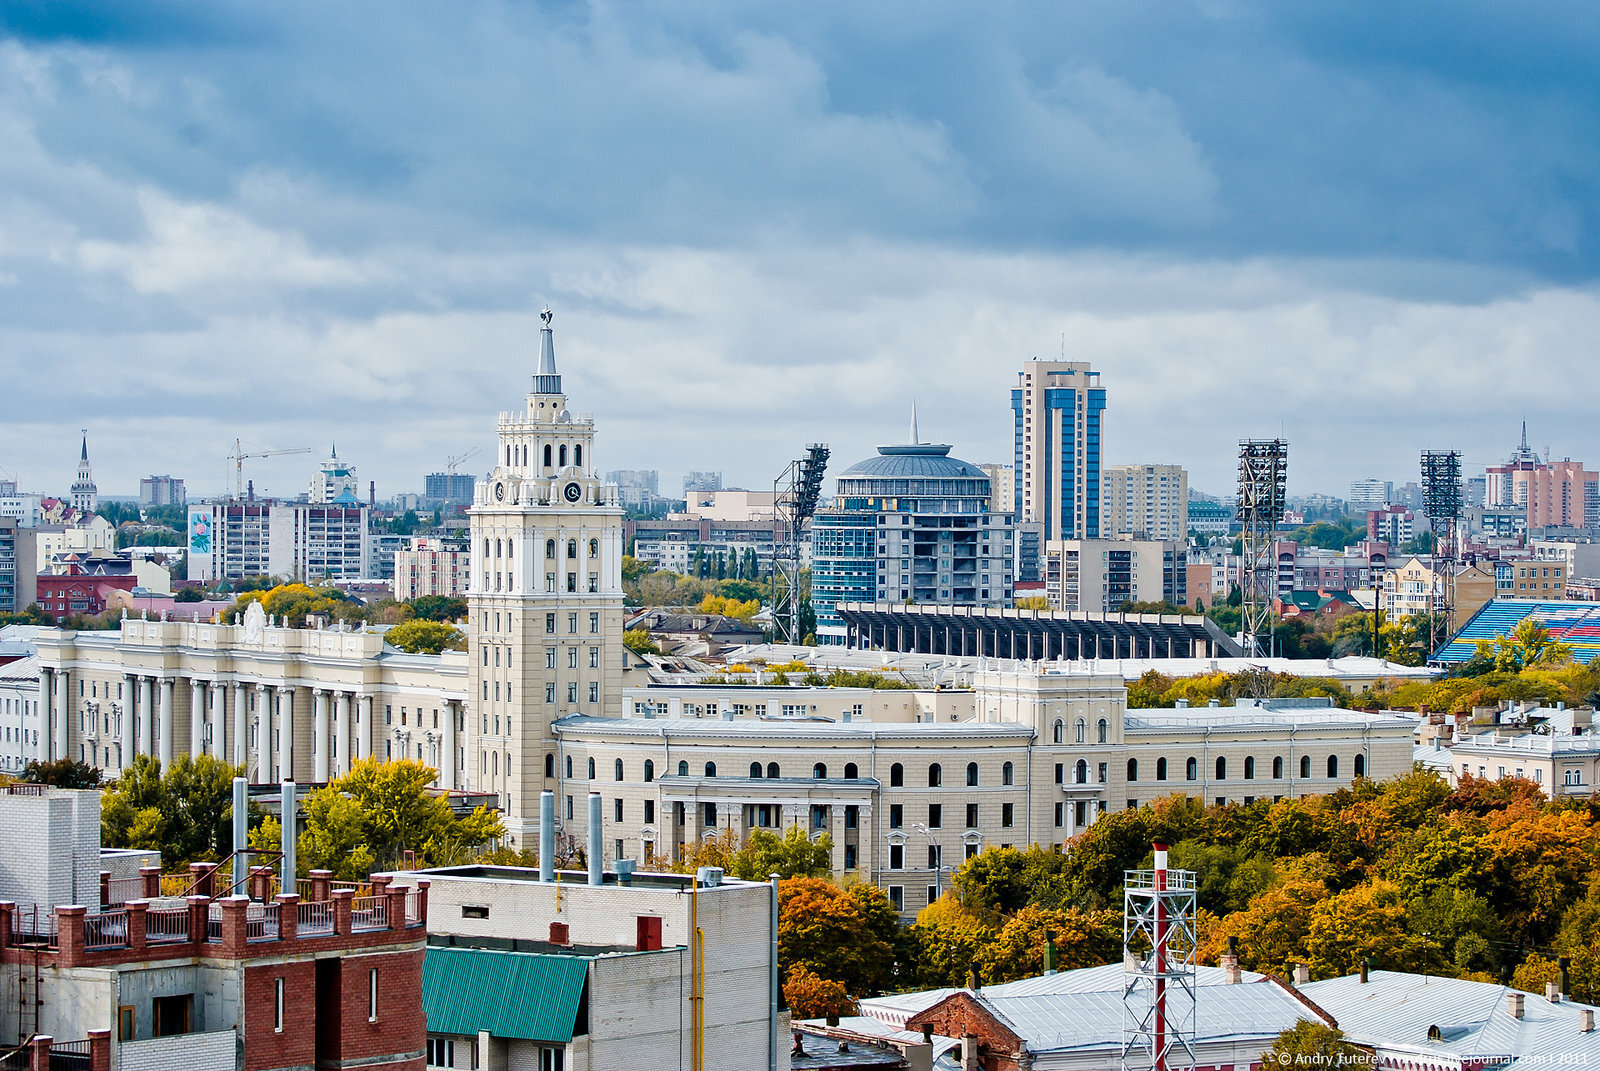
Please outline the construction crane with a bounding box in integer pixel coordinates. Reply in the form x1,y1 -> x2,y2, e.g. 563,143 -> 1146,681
227,439 -> 312,500
445,447 -> 481,475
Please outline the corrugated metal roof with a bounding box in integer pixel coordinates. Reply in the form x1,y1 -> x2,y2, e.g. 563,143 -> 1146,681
1302,970 -> 1600,1069
422,946 -> 588,1044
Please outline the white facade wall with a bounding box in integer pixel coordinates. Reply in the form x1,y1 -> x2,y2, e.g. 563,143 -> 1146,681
0,787 -> 102,911
0,654 -> 43,773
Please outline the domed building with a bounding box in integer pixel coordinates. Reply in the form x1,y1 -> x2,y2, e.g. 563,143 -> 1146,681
811,410 -> 1014,644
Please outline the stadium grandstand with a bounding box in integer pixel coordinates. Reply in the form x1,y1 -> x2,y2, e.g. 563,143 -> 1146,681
1436,598 -> 1600,665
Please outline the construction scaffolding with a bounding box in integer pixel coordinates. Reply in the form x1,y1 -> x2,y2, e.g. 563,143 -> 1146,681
1421,449 -> 1464,659
1123,842 -> 1197,1071
1236,439 -> 1288,657
772,444 -> 829,645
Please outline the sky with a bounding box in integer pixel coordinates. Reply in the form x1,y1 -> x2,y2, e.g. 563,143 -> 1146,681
2,1 -> 1599,502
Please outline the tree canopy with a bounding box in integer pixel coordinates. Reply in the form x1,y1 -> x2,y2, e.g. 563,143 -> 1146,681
101,754 -> 244,866
385,619 -> 466,654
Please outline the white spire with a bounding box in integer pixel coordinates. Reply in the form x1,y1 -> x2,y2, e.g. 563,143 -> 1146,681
909,401 -> 919,445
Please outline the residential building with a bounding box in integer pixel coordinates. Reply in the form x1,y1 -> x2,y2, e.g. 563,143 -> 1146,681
1101,464 -> 1188,541
683,470 -> 723,495
1530,538 -> 1600,579
309,446 -> 362,505
423,472 -> 476,505
138,475 -> 186,508
0,786 -> 430,1071
1185,497 -> 1233,536
1043,538 -> 1185,613
1522,460 -> 1600,529
69,433 -> 98,514
393,537 -> 469,600
186,501 -> 371,582
0,517 -> 37,614
388,861 -> 782,1071
1348,479 -> 1392,510
1447,728 -> 1600,796
368,531 -> 408,581
811,418 -> 1013,645
0,487 -> 44,527
627,516 -> 787,577
978,463 -> 1015,518
1011,360 -> 1105,543
0,654 -> 42,772
35,567 -> 139,618
681,488 -> 778,522
34,515 -> 116,568
1368,504 -> 1417,549
1485,423 -> 1548,507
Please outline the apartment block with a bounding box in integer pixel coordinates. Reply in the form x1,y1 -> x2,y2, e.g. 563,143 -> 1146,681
1101,464 -> 1188,541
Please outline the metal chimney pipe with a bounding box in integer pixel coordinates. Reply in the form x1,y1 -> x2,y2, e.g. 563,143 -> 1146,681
280,781 -> 296,889
232,776 -> 248,892
770,874 -> 780,1071
540,790 -> 556,882
587,792 -> 603,886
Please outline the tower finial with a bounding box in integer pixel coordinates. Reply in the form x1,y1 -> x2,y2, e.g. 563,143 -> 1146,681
80,430 -> 88,461
532,307 -> 562,394
1520,419 -> 1528,452
909,401 -> 919,446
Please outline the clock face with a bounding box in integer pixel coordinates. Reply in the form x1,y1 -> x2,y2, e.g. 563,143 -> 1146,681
563,481 -> 583,503
494,482 -> 505,501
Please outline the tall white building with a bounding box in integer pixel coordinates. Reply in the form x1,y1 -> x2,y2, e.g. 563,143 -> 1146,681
69,433 -> 97,514
308,447 -> 361,505
1102,463 -> 1189,541
1011,361 -> 1105,543
1044,538 -> 1187,612
1349,478 -> 1393,511
138,475 -> 186,508
463,309 -> 626,843
186,502 -> 371,582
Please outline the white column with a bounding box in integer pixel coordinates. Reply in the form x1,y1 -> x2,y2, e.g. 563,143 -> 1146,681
209,682 -> 226,759
312,689 -> 329,783
157,677 -> 174,767
277,687 -> 294,782
190,678 -> 206,761
333,693 -> 351,778
359,695 -> 374,762
440,700 -> 457,791
254,684 -> 269,783
139,676 -> 155,756
52,669 -> 69,762
121,674 -> 137,771
37,669 -> 51,761
232,683 -> 248,769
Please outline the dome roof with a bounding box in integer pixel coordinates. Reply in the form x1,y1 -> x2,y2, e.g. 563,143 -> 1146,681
839,444 -> 987,480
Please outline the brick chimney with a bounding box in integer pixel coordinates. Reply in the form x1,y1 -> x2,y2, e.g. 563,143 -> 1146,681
1293,964 -> 1310,987
1508,992 -> 1525,1019
1222,936 -> 1241,984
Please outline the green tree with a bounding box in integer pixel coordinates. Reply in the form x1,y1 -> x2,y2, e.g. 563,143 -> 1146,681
101,754 -> 244,866
623,628 -> 662,655
301,758 -> 503,874
972,904 -> 1119,985
174,587 -> 205,603
729,827 -> 834,881
908,894 -> 995,988
23,757 -> 101,788
385,619 -> 466,654
1264,1021 -> 1369,1069
409,595 -> 467,622
1015,596 -> 1051,611
778,877 -> 902,997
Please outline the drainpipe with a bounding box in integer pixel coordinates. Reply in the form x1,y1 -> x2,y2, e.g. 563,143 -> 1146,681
588,792 -> 603,886
280,780 -> 296,889
540,791 -> 555,882
232,776 -> 248,893
770,874 -> 780,1071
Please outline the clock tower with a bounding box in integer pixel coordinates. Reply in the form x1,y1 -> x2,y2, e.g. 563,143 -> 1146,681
465,310 -> 625,846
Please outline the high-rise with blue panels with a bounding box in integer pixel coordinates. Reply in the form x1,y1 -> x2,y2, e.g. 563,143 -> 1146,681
1011,361 -> 1105,544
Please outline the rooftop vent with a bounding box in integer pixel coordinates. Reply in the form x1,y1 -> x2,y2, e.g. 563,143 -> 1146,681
697,866 -> 723,888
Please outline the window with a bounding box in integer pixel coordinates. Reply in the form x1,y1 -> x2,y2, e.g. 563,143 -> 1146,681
928,764 -> 942,788
118,1006 -> 134,1042
1156,758 -> 1167,781
428,1039 -> 456,1068
1053,719 -> 1063,744
614,758 -> 624,781
1216,757 -> 1227,780
1097,718 -> 1108,744
767,762 -> 780,778
1354,754 -> 1365,778
1075,759 -> 1087,784
1054,763 -> 1063,784
890,763 -> 904,787
1098,762 -> 1107,784
590,648 -> 600,668
1002,761 -> 1014,786
927,845 -> 941,870
1186,757 -> 1197,781
679,761 -> 689,776
1272,757 -> 1283,779
546,539 -> 556,559
545,754 -> 555,778
545,682 -> 556,703
845,806 -> 858,829
1054,802 -> 1063,827
750,762 -> 763,778
546,647 -> 557,669
845,763 -> 858,779
889,844 -> 904,870
814,763 -> 827,779
965,803 -> 978,828
705,761 -> 716,777
546,612 -> 556,633
928,804 -> 942,828
889,886 -> 904,911
274,978 -> 285,1032
1327,755 -> 1339,778
966,762 -> 979,787
1300,755 -> 1311,778
614,798 -> 623,822
1075,719 -> 1086,744
811,805 -> 828,829
1002,802 -> 1014,827
644,800 -> 655,823
590,612 -> 600,633
644,760 -> 654,782
844,844 -> 857,870
1244,756 -> 1255,780
703,802 -> 717,825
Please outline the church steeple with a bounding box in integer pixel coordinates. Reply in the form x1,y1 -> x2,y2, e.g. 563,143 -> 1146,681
71,429 -> 98,514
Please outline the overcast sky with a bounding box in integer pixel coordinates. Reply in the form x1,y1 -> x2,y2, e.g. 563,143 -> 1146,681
2,2 -> 1598,502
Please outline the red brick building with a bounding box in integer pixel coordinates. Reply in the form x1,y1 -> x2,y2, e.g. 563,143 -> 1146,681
35,571 -> 137,617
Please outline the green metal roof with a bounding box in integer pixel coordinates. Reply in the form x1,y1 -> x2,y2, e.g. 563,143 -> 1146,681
422,946 -> 588,1044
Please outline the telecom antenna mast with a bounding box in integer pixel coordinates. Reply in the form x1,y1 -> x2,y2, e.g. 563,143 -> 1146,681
1236,439 -> 1288,657
1421,449 -> 1464,660
1123,842 -> 1197,1071
772,444 -> 829,645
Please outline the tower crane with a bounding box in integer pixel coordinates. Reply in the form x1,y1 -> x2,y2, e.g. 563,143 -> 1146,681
445,447 -> 481,475
227,439 -> 312,500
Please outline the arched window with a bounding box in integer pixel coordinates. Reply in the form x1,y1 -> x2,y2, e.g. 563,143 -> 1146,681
678,760 -> 689,776
615,758 -> 624,781
1216,757 -> 1227,780
543,444 -> 552,467
1127,758 -> 1138,782
890,763 -> 904,787
589,539 -> 599,558
567,539 -> 577,559
1186,757 -> 1198,781
1002,761 -> 1014,786
1272,757 -> 1284,779
750,762 -> 763,778
1156,758 -> 1168,781
587,757 -> 595,779
644,759 -> 654,783
705,761 -> 716,777
966,762 -> 979,787
1097,718 -> 1108,744
1075,719 -> 1086,744
545,539 -> 555,559
1327,755 -> 1339,778
559,444 -> 568,467
928,764 -> 942,788
495,538 -> 502,558
565,755 -> 573,778
1354,754 -> 1366,778
1300,755 -> 1311,779
845,763 -> 858,779
814,763 -> 827,779
1053,720 -> 1064,744
1075,759 -> 1088,784
545,753 -> 555,778
1244,757 -> 1255,780
575,445 -> 583,467
767,762 -> 780,779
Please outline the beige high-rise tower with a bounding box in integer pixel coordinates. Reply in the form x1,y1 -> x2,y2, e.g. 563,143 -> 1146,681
465,310 -> 625,847
1011,361 -> 1105,542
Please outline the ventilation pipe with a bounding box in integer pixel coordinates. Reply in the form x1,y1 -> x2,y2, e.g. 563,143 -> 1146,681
1293,964 -> 1310,987
1583,1009 -> 1595,1034
1547,983 -> 1561,1003
770,874 -> 780,1071
1222,936 -> 1241,984
232,776 -> 248,892
280,781 -> 296,889
1359,959 -> 1369,984
540,791 -> 555,882
587,792 -> 603,886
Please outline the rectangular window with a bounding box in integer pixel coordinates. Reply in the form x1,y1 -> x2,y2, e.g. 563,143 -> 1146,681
1054,763 -> 1063,785
118,1006 -> 134,1042
568,613 -> 578,633
589,612 -> 600,633
844,805 -> 858,829
928,804 -> 942,828
567,796 -> 574,819
589,647 -> 600,668
545,683 -> 556,703
1002,803 -> 1014,827
588,682 -> 599,703
614,798 -> 623,822
368,968 -> 378,1022
644,799 -> 655,823
568,682 -> 578,702
888,886 -> 904,911
966,803 -> 978,828
889,844 -> 904,870
274,978 -> 285,1032
546,612 -> 556,633
1054,802 -> 1063,828
889,804 -> 903,828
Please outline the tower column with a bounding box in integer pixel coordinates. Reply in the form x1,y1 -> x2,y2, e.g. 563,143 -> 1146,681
440,699 -> 457,791
190,678 -> 206,760
121,673 -> 137,770
254,684 -> 269,783
333,692 -> 351,778
157,677 -> 174,767
139,676 -> 155,756
359,694 -> 374,762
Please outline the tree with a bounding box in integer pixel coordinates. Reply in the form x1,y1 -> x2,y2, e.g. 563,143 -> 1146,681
385,619 -> 466,654
101,754 -> 244,866
908,894 -> 995,989
728,827 -> 834,881
623,628 -> 662,655
1302,881 -> 1431,979
300,758 -> 503,874
783,965 -> 856,1020
778,877 -> 901,997
174,587 -> 205,603
1264,1021 -> 1369,1070
23,757 -> 101,788
975,905 -> 1121,985
409,595 -> 467,622
697,594 -> 760,620
1014,596 -> 1051,611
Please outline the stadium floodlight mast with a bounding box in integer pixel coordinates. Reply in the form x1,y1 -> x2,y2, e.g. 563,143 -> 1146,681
772,444 -> 829,645
1236,439 -> 1288,657
1421,449 -> 1464,661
